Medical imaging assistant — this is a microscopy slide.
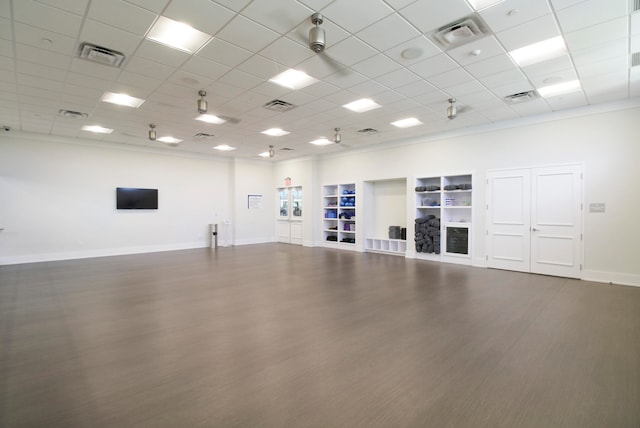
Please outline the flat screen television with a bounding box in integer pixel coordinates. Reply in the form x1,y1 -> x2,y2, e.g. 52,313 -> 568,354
116,187 -> 158,209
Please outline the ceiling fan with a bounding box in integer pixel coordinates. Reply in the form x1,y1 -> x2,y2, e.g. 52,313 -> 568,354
307,13 -> 349,75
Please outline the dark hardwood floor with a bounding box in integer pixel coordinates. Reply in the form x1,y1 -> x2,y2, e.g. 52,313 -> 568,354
1,243 -> 639,427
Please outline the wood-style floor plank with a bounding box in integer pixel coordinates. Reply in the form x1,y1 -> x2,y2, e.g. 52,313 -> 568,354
1,244 -> 639,427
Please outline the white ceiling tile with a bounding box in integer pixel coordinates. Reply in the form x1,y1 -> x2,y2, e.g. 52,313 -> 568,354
556,0 -> 628,33
409,54 -> 458,79
357,13 -> 421,52
259,38 -> 314,68
400,0 -> 473,32
87,1 -> 155,35
508,98 -> 552,115
136,40 -> 191,67
490,80 -> 534,97
242,0 -> 313,34
0,1 -> 10,19
299,80 -> 342,98
395,80 -> 437,97
325,37 -> 378,67
446,36 -> 506,66
322,0 -> 394,33
576,54 -> 628,78
0,69 -> 15,84
455,89 -> 501,106
351,54 -> 402,79
182,56 -> 232,81
0,40 -> 13,59
428,68 -> 474,89
16,60 -> 67,82
412,90 -> 448,106
79,20 -> 143,57
36,0 -> 89,16
250,81 -> 290,98
13,22 -> 76,56
529,67 -> 578,89
479,68 -> 528,88
582,71 -> 628,103
564,17 -> 628,52
218,69 -> 263,90
480,0 -> 553,33
544,90 -> 588,110
164,0 -> 236,35
521,55 -> 574,79
124,0 -> 171,14
124,56 -> 176,81
323,69 -> 368,89
632,12 -> 640,35
384,0 -> 419,10
66,72 -> 113,92
298,54 -> 345,79
632,34 -> 640,52
495,14 -> 561,51
69,58 -> 121,81
385,36 -> 442,65
572,38 -> 629,68
549,0 -> 588,11
115,72 -> 162,97
376,68 -> 421,89
168,69 -> 215,91
13,0 -> 83,38
445,80 -> 488,97
17,73 -> 65,93
0,16 -> 10,40
216,15 -> 280,53
14,44 -> 69,69
208,0 -> 252,13
198,38 -> 253,68
237,55 -> 287,80
464,54 -> 517,78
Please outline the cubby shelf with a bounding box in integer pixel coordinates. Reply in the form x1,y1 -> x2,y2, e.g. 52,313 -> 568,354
322,183 -> 357,247
414,174 -> 473,265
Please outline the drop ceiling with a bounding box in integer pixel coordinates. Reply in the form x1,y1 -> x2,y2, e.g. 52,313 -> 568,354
0,0 -> 637,160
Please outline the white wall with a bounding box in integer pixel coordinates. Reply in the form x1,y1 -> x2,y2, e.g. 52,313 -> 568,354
231,159 -> 276,245
300,105 -> 639,286
0,134 -> 235,263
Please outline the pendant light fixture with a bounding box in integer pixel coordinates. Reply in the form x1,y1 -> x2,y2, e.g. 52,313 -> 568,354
148,123 -> 156,141
197,90 -> 208,114
447,98 -> 457,120
268,145 -> 275,158
333,127 -> 341,143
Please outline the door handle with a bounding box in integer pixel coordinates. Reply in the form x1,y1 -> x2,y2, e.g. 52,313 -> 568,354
531,227 -> 541,232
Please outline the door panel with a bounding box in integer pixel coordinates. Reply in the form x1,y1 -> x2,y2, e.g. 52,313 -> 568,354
531,165 -> 582,278
487,170 -> 531,272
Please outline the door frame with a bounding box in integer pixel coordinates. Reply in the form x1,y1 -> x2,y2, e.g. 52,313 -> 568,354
485,162 -> 584,279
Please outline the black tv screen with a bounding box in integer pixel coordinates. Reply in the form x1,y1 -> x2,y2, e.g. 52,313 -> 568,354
116,187 -> 158,209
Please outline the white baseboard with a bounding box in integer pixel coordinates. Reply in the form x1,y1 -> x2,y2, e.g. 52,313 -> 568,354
0,242 -> 207,265
582,270 -> 640,287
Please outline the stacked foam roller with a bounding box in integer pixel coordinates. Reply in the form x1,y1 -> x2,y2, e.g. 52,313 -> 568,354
415,215 -> 440,254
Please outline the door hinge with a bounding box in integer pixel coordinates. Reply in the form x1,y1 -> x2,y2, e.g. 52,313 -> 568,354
580,264 -> 583,271
486,255 -> 488,261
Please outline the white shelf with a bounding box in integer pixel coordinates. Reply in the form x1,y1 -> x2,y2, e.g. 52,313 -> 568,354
365,238 -> 406,255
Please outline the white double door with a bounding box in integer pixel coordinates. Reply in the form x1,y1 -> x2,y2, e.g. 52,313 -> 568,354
486,164 -> 583,278
277,186 -> 303,245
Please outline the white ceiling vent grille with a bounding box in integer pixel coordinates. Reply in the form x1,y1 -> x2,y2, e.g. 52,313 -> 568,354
632,52 -> 640,67
78,42 -> 125,67
263,99 -> 295,112
357,128 -> 378,135
430,14 -> 489,50
504,90 -> 538,104
633,0 -> 640,12
58,109 -> 88,119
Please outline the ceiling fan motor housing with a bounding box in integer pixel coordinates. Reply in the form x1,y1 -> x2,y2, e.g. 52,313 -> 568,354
309,13 -> 325,52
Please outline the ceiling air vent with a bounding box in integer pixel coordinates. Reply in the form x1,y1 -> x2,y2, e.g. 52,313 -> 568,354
632,52 -> 640,67
58,109 -> 88,119
633,0 -> 640,12
504,90 -> 538,104
430,14 -> 489,50
194,132 -> 215,139
357,128 -> 378,135
263,99 -> 295,112
78,42 -> 125,68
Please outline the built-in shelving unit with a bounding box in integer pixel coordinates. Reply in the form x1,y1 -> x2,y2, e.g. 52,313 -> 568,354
322,183 -> 357,248
362,178 -> 407,256
365,238 -> 407,255
414,174 -> 472,265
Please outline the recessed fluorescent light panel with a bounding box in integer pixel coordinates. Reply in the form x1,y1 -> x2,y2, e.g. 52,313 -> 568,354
81,125 -> 113,134
468,0 -> 505,10
261,128 -> 290,137
342,98 -> 381,113
269,69 -> 318,90
258,151 -> 271,157
213,144 -> 235,151
309,138 -> 333,146
509,36 -> 567,67
537,80 -> 581,98
391,118 -> 422,128
157,136 -> 182,144
101,92 -> 145,108
146,16 -> 211,53
196,114 -> 226,124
